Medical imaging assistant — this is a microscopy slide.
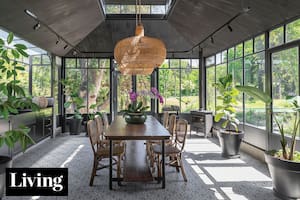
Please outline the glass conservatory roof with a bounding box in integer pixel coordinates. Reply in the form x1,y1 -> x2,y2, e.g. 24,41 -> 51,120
99,0 -> 174,18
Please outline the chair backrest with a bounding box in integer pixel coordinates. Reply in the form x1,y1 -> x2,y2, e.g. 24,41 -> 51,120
175,119 -> 188,152
94,115 -> 104,140
102,112 -> 109,131
162,111 -> 169,128
167,114 -> 177,136
87,119 -> 100,154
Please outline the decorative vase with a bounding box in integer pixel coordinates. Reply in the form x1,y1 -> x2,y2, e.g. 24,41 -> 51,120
124,112 -> 147,124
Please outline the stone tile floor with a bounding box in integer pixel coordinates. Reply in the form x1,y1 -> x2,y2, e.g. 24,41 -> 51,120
3,133 -> 279,200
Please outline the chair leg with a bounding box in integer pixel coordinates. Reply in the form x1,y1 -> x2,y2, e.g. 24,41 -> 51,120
117,155 -> 121,179
150,145 -> 155,168
176,155 -> 180,172
89,157 -> 98,186
179,157 -> 187,182
156,154 -> 161,181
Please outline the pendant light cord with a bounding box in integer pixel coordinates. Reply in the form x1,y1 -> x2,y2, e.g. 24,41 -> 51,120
139,0 -> 142,25
135,0 -> 138,26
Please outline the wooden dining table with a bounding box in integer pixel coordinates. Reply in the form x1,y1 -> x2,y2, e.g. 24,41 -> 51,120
105,115 -> 170,190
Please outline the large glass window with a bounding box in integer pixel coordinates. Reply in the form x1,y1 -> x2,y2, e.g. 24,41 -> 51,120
181,59 -> 199,112
32,55 -> 51,97
244,52 -> 266,128
15,64 -> 29,96
0,28 -> 50,98
215,64 -> 227,108
159,68 -> 180,112
158,59 -> 199,112
65,58 -> 110,114
272,47 -> 299,136
228,59 -> 243,121
206,66 -> 215,112
254,34 -> 265,52
137,75 -> 151,111
269,26 -> 284,48
286,19 -> 300,42
117,75 -> 132,112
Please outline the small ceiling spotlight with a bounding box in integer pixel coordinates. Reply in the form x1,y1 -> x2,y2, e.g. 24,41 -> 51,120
227,24 -> 233,32
243,6 -> 251,13
210,36 -> 214,44
24,9 -> 37,19
63,44 -> 68,49
55,37 -> 60,45
72,50 -> 78,56
33,22 -> 40,30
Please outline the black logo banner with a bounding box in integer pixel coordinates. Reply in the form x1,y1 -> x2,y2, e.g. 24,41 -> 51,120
6,168 -> 68,196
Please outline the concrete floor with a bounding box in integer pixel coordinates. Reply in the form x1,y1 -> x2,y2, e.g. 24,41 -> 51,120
3,133 -> 279,200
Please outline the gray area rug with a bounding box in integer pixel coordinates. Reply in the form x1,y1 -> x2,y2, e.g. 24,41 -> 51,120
3,133 -> 279,200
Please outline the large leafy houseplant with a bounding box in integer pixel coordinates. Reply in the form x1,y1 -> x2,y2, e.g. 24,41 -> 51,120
61,79 -> 84,120
236,85 -> 300,199
0,32 -> 39,152
213,74 -> 240,132
61,78 -> 84,134
213,74 -> 244,158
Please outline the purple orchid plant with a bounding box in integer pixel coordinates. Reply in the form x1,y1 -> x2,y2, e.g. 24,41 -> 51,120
122,87 -> 164,114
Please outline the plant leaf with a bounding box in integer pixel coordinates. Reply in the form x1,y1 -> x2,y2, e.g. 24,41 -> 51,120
7,32 -> 13,44
236,85 -> 271,104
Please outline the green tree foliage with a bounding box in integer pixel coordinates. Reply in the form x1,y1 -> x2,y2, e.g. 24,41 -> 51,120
0,32 -> 39,152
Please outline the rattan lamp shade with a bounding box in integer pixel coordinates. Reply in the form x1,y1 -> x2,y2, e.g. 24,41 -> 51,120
114,25 -> 166,75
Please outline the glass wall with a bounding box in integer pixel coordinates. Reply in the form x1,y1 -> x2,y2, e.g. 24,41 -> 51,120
117,75 -> 132,112
0,28 -> 51,98
205,17 -> 300,137
205,34 -> 266,128
65,58 -> 110,114
205,57 -> 215,112
137,75 -> 151,111
271,47 -> 299,136
32,55 -> 51,97
158,59 -> 199,113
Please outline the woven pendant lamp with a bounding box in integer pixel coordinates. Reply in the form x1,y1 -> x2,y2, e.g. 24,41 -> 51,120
114,0 -> 166,75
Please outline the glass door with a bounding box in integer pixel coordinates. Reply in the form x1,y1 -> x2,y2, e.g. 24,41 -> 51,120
270,46 -> 299,149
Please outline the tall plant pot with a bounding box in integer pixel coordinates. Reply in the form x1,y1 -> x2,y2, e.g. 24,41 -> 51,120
218,130 -> 244,158
0,156 -> 12,198
265,153 -> 300,200
69,118 -> 82,135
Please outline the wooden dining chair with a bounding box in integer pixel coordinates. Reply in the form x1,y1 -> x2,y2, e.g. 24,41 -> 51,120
152,118 -> 188,182
102,112 -> 109,131
167,114 -> 177,144
94,116 -> 105,145
87,119 -> 125,186
97,114 -> 126,159
147,114 -> 177,169
162,111 -> 169,128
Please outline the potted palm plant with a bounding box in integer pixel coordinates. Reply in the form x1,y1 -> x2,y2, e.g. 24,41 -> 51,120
0,32 -> 39,198
236,85 -> 300,199
61,79 -> 84,135
213,74 -> 244,158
